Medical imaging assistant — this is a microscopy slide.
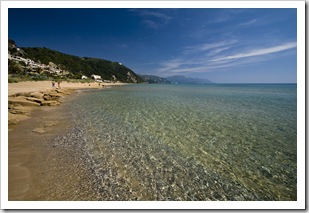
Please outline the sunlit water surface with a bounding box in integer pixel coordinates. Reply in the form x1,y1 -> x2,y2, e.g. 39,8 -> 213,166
67,84 -> 296,201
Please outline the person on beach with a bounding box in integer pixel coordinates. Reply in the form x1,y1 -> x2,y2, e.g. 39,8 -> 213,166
57,81 -> 61,89
52,81 -> 55,88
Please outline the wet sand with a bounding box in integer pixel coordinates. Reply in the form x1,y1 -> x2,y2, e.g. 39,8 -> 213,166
8,81 -> 126,126
8,81 -> 124,201
8,92 -> 102,200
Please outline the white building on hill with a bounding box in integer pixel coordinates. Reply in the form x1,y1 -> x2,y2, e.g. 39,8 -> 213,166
91,74 -> 102,81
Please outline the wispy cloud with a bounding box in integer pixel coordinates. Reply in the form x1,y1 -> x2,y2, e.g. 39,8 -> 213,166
156,40 -> 296,76
138,10 -> 172,21
207,47 -> 232,57
129,9 -> 173,29
207,9 -> 249,25
158,59 -> 184,72
183,40 -> 237,55
142,20 -> 160,29
211,42 -> 296,62
237,19 -> 258,28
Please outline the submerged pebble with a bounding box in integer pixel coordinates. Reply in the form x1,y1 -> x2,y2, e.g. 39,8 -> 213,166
52,84 -> 297,201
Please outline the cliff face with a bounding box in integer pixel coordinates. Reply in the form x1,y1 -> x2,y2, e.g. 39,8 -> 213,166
8,39 -> 26,57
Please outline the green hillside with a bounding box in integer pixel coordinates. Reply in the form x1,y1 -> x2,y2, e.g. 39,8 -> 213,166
21,47 -> 144,83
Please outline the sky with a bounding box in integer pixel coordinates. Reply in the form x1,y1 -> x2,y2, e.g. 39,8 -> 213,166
8,8 -> 297,83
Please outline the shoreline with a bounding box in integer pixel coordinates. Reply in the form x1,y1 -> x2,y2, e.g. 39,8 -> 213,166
7,82 -> 298,201
8,80 -> 126,96
8,81 -> 125,200
8,81 -> 125,128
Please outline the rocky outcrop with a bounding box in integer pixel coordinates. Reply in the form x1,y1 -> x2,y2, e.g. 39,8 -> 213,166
43,93 -> 63,101
29,92 -> 44,99
41,101 -> 60,106
8,88 -> 72,126
9,97 -> 41,107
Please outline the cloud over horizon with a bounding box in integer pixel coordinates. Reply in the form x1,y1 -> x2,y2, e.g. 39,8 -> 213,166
211,42 -> 296,62
157,41 -> 296,76
152,9 -> 297,79
9,8 -> 297,83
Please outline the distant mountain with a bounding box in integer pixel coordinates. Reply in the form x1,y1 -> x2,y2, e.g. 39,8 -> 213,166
166,75 -> 213,84
139,75 -> 171,84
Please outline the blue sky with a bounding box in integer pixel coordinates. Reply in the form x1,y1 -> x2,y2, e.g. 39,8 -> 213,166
9,8 -> 297,83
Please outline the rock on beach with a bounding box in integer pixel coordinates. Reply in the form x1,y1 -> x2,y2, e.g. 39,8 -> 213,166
29,92 -> 44,99
32,127 -> 47,134
8,89 -> 67,126
9,96 -> 41,107
8,81 -> 123,126
41,101 -> 60,106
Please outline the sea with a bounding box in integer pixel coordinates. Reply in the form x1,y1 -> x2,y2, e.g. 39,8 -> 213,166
65,83 -> 297,201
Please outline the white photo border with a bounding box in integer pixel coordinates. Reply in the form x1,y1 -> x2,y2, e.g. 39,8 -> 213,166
1,0 -> 305,210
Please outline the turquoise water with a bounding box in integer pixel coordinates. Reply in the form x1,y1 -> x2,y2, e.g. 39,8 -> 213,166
68,84 -> 297,201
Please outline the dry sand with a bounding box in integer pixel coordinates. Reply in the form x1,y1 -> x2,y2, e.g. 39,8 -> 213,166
8,80 -> 125,201
8,81 -> 125,126
8,80 -> 125,96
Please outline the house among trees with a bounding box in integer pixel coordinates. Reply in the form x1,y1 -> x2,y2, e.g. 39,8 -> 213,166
91,74 -> 102,81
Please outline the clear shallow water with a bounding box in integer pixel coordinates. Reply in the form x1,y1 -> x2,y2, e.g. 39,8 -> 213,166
68,84 -> 297,201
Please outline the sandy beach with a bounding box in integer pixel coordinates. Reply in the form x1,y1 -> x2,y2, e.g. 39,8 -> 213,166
8,80 -> 125,96
8,80 -> 125,200
8,81 -> 125,126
